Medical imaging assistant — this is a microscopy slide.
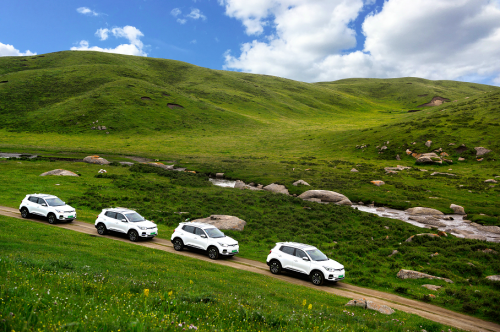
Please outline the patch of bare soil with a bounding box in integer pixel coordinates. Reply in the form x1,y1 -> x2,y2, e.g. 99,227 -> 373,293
141,96 -> 152,100
168,103 -> 184,109
417,96 -> 451,107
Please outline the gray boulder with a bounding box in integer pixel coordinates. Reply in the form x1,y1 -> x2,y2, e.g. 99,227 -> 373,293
406,207 -> 444,215
485,179 -> 498,183
83,155 -> 110,165
345,299 -> 394,314
192,215 -> 247,231
422,284 -> 442,291
425,140 -> 432,147
292,180 -> 310,186
475,147 -> 492,157
416,152 -> 441,164
298,190 -> 351,205
450,204 -> 465,215
397,269 -> 453,283
263,183 -> 289,195
234,180 -> 246,189
350,168 -> 358,172
486,275 -> 500,282
408,216 -> 446,227
40,169 -> 79,177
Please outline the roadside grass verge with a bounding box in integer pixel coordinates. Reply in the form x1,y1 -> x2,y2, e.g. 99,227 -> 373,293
0,215 -> 458,332
1,160 -> 499,323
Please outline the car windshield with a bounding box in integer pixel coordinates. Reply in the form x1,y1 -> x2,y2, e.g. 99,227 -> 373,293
125,212 -> 146,222
306,249 -> 329,261
205,228 -> 225,238
45,198 -> 65,207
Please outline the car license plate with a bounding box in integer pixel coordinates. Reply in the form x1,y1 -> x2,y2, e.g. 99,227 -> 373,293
150,232 -> 157,235
338,275 -> 343,278
68,216 -> 74,219
232,250 -> 238,253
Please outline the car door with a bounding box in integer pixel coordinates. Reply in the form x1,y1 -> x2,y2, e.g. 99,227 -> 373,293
192,227 -> 208,250
181,225 -> 195,247
27,196 -> 41,215
278,245 -> 296,270
114,213 -> 129,233
37,198 -> 50,217
104,211 -> 118,231
292,249 -> 311,275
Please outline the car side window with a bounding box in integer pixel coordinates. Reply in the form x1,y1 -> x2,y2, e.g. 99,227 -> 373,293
195,228 -> 205,236
280,246 -> 295,255
182,225 -> 195,233
105,211 -> 117,218
38,199 -> 46,206
295,249 -> 308,259
116,213 -> 125,221
28,196 -> 38,203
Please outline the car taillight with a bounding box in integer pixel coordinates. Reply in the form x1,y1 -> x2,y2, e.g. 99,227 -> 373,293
270,250 -> 272,254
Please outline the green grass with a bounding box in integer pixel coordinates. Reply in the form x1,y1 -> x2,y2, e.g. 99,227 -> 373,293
1,159 -> 499,324
0,214 -> 461,332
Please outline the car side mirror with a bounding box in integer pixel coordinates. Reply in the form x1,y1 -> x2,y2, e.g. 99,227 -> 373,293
302,257 -> 309,261
201,234 -> 207,238
41,203 -> 47,207
121,219 -> 127,222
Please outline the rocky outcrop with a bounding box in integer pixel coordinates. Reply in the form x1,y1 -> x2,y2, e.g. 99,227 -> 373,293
486,275 -> 500,282
416,153 -> 442,164
298,190 -> 351,205
293,180 -> 310,186
40,169 -> 79,177
345,299 -> 394,315
405,207 -> 444,215
450,204 -> 465,215
384,165 -> 411,173
397,269 -> 453,283
474,147 -> 492,157
191,215 -> 247,231
83,155 -> 110,165
263,183 -> 289,195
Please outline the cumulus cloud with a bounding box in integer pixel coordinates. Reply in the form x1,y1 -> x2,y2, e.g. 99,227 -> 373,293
0,42 -> 36,56
187,8 -> 206,20
77,7 -> 98,16
71,26 -> 147,57
171,8 -> 182,17
222,0 -> 500,84
177,18 -> 187,24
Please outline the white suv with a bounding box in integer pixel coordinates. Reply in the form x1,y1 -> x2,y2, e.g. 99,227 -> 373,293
267,242 -> 345,286
171,222 -> 239,259
19,194 -> 76,224
94,207 -> 158,242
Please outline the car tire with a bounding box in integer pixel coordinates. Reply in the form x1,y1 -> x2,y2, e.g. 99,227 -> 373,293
20,207 -> 30,218
208,246 -> 219,260
173,238 -> 184,251
96,223 -> 107,235
269,260 -> 282,275
128,230 -> 139,242
310,270 -> 324,286
48,213 -> 56,224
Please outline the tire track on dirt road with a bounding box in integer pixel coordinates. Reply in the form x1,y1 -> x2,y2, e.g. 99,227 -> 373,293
0,205 -> 498,332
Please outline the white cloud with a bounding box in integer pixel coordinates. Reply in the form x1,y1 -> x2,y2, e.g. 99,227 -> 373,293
0,42 -> 36,56
177,18 -> 187,24
77,7 -> 98,16
71,26 -> 147,57
95,28 -> 110,41
222,0 -> 500,85
187,8 -> 206,20
171,8 -> 182,17
190,39 -> 197,44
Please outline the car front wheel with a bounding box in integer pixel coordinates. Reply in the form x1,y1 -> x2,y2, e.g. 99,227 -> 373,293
269,260 -> 282,275
173,238 -> 184,251
208,246 -> 219,260
20,207 -> 29,218
48,213 -> 56,224
97,223 -> 107,235
128,230 -> 139,242
310,271 -> 324,286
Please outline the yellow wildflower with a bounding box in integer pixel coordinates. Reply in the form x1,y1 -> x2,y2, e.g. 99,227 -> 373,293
144,289 -> 149,297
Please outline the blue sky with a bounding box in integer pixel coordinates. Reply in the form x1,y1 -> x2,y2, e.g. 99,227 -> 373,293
1,0 -> 500,85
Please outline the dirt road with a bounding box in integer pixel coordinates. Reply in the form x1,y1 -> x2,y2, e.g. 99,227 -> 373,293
1,205 -> 499,332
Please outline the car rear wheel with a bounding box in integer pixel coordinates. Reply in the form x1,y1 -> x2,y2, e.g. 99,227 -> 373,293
48,213 -> 56,224
310,271 -> 324,286
173,238 -> 184,251
269,260 -> 282,274
97,223 -> 107,235
20,207 -> 29,218
128,230 -> 139,242
208,246 -> 219,260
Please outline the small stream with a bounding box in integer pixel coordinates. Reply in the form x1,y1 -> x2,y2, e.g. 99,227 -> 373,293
209,178 -> 500,243
0,153 -> 38,159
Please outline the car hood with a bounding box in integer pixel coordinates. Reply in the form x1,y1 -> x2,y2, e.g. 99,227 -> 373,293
135,220 -> 157,228
320,259 -> 344,270
56,205 -> 75,212
215,236 -> 238,246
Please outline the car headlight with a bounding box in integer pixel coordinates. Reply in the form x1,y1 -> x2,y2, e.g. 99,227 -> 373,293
56,210 -> 63,213
138,226 -> 147,230
323,266 -> 335,272
218,242 -> 228,247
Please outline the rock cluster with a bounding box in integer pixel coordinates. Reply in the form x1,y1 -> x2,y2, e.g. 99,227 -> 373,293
384,165 -> 411,174
292,179 -> 310,186
191,215 -> 247,231
40,169 -> 79,177
345,299 -> 394,315
397,269 -> 453,283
